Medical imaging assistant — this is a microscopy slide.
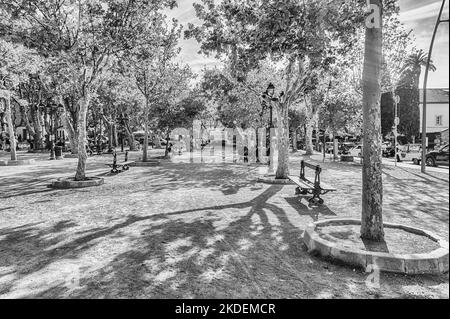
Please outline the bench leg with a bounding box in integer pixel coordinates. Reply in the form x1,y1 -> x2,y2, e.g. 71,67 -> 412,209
308,191 -> 324,205
123,165 -> 129,171
295,187 -> 309,196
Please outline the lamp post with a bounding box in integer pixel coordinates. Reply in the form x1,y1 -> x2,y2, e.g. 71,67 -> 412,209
393,94 -> 400,167
262,83 -> 276,174
422,0 -> 448,173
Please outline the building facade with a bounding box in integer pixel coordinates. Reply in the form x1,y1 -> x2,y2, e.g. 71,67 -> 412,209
419,88 -> 449,149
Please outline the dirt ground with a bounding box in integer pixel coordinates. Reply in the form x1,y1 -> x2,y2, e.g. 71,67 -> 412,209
0,150 -> 448,299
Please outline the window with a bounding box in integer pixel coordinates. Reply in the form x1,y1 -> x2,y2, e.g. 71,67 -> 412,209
436,115 -> 443,126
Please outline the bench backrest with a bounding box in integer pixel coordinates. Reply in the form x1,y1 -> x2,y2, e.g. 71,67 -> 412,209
300,160 -> 321,188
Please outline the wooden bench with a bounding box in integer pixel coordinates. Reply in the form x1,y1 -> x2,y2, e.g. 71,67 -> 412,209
106,151 -> 135,174
288,160 -> 336,205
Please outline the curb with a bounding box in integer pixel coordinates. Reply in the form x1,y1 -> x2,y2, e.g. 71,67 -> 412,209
130,161 -> 161,167
303,218 -> 449,275
51,177 -> 105,189
257,175 -> 295,185
0,159 -> 36,166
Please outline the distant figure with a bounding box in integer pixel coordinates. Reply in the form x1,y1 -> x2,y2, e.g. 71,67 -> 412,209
244,146 -> 249,163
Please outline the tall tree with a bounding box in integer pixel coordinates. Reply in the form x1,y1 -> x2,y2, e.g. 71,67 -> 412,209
399,49 -> 436,142
120,19 -> 182,162
361,0 -> 384,241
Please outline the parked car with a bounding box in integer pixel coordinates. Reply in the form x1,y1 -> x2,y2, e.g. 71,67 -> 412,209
382,146 -> 395,158
424,144 -> 449,167
339,142 -> 355,155
399,144 -> 422,165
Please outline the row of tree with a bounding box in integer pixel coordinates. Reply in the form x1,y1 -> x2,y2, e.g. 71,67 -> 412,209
0,0 -> 209,179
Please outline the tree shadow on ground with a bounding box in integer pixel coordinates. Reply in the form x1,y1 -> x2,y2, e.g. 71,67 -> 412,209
128,163 -> 261,196
284,197 -> 337,222
1,184 -> 447,299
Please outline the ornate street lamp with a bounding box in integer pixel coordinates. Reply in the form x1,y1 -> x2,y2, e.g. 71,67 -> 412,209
262,83 -> 277,173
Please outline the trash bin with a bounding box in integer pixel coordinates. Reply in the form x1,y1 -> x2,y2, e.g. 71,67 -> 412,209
55,146 -> 63,159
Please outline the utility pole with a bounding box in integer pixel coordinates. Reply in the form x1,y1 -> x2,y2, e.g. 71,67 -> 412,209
394,95 -> 400,167
422,0 -> 448,173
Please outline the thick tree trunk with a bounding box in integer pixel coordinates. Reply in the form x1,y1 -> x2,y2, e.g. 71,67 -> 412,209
164,132 -> 170,158
361,0 -> 384,241
154,134 -> 162,148
18,100 -> 36,142
3,94 -> 17,160
75,94 -> 90,181
276,102 -> 290,179
31,104 -> 45,150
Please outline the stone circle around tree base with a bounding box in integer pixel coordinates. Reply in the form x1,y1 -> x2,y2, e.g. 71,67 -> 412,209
0,159 -> 36,166
51,177 -> 105,189
257,175 -> 295,185
131,160 -> 161,167
303,218 -> 449,275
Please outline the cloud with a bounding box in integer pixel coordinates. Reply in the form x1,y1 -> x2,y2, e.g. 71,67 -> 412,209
400,1 -> 449,22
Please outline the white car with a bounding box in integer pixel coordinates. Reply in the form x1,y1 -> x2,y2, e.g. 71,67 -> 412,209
349,145 -> 363,157
400,144 -> 422,165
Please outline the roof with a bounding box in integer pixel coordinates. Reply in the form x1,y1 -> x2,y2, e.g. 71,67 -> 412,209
420,88 -> 449,104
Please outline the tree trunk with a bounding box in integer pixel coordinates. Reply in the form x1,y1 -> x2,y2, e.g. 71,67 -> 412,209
75,94 -> 90,181
107,120 -> 113,150
276,102 -> 290,179
143,122 -> 149,162
31,104 -> 45,150
361,0 -> 384,241
143,100 -> 149,162
305,121 -> 314,155
3,94 -> 17,161
124,122 -> 136,151
18,99 -> 36,143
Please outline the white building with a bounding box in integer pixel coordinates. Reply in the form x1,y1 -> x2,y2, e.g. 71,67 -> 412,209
419,88 -> 449,148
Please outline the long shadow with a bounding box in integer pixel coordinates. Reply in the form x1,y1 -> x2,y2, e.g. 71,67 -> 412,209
1,157 -> 448,298
284,197 -> 337,222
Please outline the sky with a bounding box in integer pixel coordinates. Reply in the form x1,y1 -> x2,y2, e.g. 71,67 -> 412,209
166,0 -> 449,88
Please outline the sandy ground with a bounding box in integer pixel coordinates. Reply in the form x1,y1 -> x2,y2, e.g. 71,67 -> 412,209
0,150 -> 448,299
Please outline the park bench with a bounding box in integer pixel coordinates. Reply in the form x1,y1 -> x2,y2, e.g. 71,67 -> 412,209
106,151 -> 135,174
288,160 -> 336,205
